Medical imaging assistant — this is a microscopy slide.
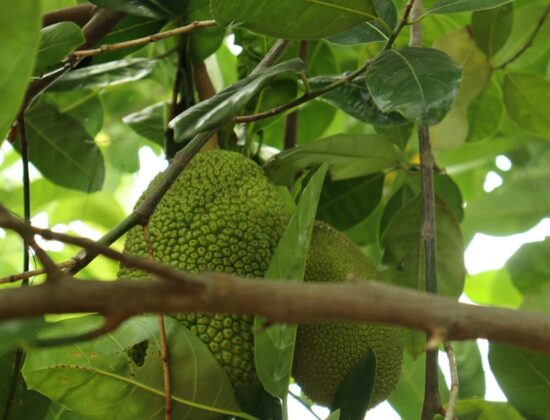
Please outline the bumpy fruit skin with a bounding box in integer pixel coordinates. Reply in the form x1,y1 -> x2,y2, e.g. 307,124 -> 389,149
292,221 -> 403,408
118,150 -> 289,407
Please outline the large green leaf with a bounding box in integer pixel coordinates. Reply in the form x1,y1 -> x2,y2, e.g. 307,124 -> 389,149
0,1 -> 41,142
50,59 -> 157,91
210,0 -> 378,40
461,165 -> 550,237
467,78 -> 504,142
90,0 -> 183,18
23,316 -> 250,419
309,76 -> 407,126
453,342 -> 486,399
365,48 -> 462,125
123,101 -> 166,145
506,238 -> 550,295
187,0 -> 224,61
0,318 -> 47,356
447,399 -> 526,420
265,133 -> 401,186
463,269 -> 523,309
330,349 -> 376,420
388,353 -> 450,420
254,164 -> 327,400
17,100 -> 105,192
382,195 -> 465,297
489,343 -> 550,420
317,173 -> 384,231
326,0 -> 397,44
34,22 -> 84,75
425,0 -> 514,15
45,90 -> 104,137
169,59 -> 306,141
471,3 -> 514,58
503,73 -> 550,140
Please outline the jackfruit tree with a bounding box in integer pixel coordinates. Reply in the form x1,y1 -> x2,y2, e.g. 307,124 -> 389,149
0,1 -> 550,420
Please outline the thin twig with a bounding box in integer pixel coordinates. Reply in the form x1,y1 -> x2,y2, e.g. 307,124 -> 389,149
250,39 -> 291,76
385,0 -> 417,49
288,390 -> 321,420
283,41 -> 308,150
444,341 -> 459,420
0,261 -> 75,285
234,59 -> 371,124
495,5 -> 550,69
72,20 -> 217,58
143,225 -> 172,420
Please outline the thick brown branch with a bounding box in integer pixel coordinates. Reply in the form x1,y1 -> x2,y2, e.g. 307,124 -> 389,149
0,278 -> 548,352
71,20 -> 217,58
42,4 -> 97,27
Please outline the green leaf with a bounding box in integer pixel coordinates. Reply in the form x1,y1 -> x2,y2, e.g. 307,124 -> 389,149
0,1 -> 41,142
308,76 -> 407,126
265,133 -> 401,186
463,270 -> 523,309
453,342 -> 486,399
0,318 -> 47,356
44,403 -> 87,420
254,164 -> 327,400
425,0 -> 514,15
50,58 -> 157,91
461,165 -> 550,237
91,15 -> 166,64
326,0 -> 397,44
23,315 -> 250,419
45,90 -> 104,137
375,123 -> 414,149
444,399 -> 526,420
330,349 -> 376,420
506,238 -> 550,295
467,78 -> 504,142
382,195 -> 465,297
489,343 -> 550,420
90,0 -> 183,18
326,410 -> 341,420
187,0 -> 225,61
34,22 -> 84,75
169,58 -> 306,141
317,173 -> 384,231
123,101 -> 166,145
503,72 -> 550,140
365,48 -> 462,125
16,100 -> 105,192
210,0 -> 378,40
389,353 -> 450,420
472,3 -> 514,58
0,353 -> 51,420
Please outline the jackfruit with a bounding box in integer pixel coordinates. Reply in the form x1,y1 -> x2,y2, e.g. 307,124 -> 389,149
118,150 -> 289,408
292,221 -> 403,408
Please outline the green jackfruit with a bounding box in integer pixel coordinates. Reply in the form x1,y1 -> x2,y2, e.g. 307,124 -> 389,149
118,150 -> 289,408
292,221 -> 404,408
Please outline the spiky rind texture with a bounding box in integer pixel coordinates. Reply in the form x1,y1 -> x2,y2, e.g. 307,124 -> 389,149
292,221 -> 403,408
118,150 -> 289,403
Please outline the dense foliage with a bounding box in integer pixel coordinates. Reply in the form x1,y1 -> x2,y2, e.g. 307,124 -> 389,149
0,0 -> 549,419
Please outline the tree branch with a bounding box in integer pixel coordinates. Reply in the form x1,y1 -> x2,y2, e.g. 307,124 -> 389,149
71,20 -> 217,58
444,341 -> 459,420
42,3 -> 97,27
250,39 -> 291,76
0,276 -> 548,352
283,41 -> 308,150
385,0 -> 417,49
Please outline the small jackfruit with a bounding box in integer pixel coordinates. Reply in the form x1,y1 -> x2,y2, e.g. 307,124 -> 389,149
292,221 -> 403,408
118,150 -> 289,407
